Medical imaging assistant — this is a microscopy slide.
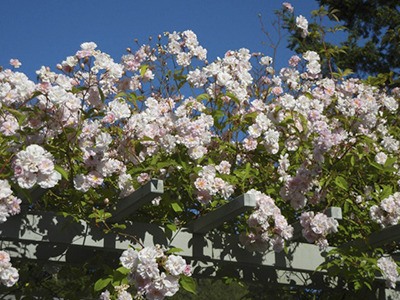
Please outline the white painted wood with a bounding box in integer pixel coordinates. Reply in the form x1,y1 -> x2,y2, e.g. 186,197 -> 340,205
188,193 -> 256,233
0,211 -> 331,273
109,179 -> 163,222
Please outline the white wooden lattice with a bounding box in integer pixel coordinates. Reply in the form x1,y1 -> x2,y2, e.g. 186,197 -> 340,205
0,179 -> 398,298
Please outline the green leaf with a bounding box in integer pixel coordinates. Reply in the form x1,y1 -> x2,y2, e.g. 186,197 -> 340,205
335,176 -> 348,191
71,86 -> 88,94
98,87 -> 105,102
166,223 -> 177,232
140,64 -> 148,77
226,92 -> 240,104
350,155 -> 355,167
180,276 -> 197,295
54,165 -> 69,181
303,92 -> 313,99
222,276 -> 234,285
343,199 -> 352,214
4,107 -> 27,125
103,212 -> 112,220
171,202 -> 183,212
112,267 -> 129,287
384,156 -> 397,168
116,267 -> 130,275
381,185 -> 393,199
156,159 -> 177,169
364,281 -> 372,290
353,281 -> 361,291
94,277 -> 112,291
112,223 -> 127,230
166,247 -> 183,254
213,109 -> 225,119
196,93 -> 209,101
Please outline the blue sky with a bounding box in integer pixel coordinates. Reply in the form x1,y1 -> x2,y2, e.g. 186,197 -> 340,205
1,0 -> 322,79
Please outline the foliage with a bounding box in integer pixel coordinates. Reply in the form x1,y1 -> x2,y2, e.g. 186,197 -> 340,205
0,259 -> 107,299
280,0 -> 400,87
319,0 -> 400,83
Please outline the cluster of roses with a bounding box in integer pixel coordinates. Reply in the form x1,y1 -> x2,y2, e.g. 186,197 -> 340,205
0,69 -> 34,138
303,51 -> 321,76
377,256 -> 399,289
167,30 -> 207,67
299,211 -> 339,251
0,251 -> 19,287
122,96 -> 214,162
73,118 -> 134,197
356,189 -> 397,288
0,180 -> 21,224
0,181 -> 20,287
100,245 -> 191,300
279,165 -> 315,210
246,112 -> 280,155
13,144 -> 61,189
240,190 -> 293,253
186,47 -> 253,103
370,192 -> 400,228
282,2 -> 309,38
245,53 -> 399,216
194,163 -> 234,204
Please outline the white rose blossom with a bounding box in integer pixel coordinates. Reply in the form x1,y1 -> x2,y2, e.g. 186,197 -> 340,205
296,15 -> 309,37
113,246 -> 191,299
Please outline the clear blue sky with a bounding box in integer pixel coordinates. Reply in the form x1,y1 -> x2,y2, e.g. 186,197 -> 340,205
1,0 -> 321,79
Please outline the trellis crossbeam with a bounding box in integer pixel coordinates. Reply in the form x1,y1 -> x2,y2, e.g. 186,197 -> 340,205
108,179 -> 163,222
188,193 -> 256,233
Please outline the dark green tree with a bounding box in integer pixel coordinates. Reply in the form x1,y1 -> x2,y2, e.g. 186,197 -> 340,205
319,0 -> 400,79
282,0 -> 400,86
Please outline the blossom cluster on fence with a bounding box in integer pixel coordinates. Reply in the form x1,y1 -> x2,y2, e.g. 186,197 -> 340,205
1,22 -> 400,296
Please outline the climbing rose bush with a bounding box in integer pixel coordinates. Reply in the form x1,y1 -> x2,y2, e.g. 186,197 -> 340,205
240,189 -> 293,252
104,245 -> 192,300
0,179 -> 21,224
0,180 -> 19,288
0,26 -> 399,295
300,211 -> 338,250
370,192 -> 400,228
13,144 -> 61,189
377,256 -> 399,289
0,251 -> 18,287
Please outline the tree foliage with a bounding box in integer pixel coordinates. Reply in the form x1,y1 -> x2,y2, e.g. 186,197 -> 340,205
283,0 -> 400,86
319,0 -> 400,79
